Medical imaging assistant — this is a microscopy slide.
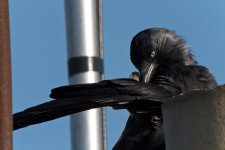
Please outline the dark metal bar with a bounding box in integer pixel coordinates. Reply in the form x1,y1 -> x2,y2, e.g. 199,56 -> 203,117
0,0 -> 13,150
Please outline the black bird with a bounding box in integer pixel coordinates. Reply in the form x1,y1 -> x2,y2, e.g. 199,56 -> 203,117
13,28 -> 217,150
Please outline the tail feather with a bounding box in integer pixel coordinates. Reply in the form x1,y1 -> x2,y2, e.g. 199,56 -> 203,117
13,78 -> 179,130
13,95 -> 135,130
13,98 -> 102,130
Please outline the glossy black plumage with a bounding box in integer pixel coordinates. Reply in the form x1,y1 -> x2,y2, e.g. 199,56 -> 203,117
13,28 -> 217,150
113,28 -> 217,150
13,77 -> 179,130
112,66 -> 217,150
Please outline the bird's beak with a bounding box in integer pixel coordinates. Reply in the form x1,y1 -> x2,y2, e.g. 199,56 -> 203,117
140,61 -> 158,83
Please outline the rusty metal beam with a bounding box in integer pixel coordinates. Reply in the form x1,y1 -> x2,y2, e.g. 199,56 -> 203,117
0,0 -> 13,150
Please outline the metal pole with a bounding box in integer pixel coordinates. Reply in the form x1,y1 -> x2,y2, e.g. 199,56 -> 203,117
0,0 -> 13,150
64,0 -> 106,150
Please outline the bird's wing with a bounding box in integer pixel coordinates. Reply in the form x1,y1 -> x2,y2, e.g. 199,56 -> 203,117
13,78 -> 179,130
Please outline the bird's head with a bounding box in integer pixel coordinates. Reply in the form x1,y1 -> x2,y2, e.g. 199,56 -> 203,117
130,28 -> 197,83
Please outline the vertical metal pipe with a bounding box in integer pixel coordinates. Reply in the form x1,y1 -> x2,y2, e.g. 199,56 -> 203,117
64,0 -> 106,150
0,0 -> 13,150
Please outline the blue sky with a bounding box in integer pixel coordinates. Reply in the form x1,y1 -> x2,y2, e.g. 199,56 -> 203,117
10,0 -> 225,149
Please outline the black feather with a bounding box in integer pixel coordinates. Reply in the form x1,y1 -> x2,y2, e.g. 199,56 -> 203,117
13,78 -> 179,130
13,28 -> 218,150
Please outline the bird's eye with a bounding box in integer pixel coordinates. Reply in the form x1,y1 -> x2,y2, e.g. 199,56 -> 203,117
151,51 -> 156,58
